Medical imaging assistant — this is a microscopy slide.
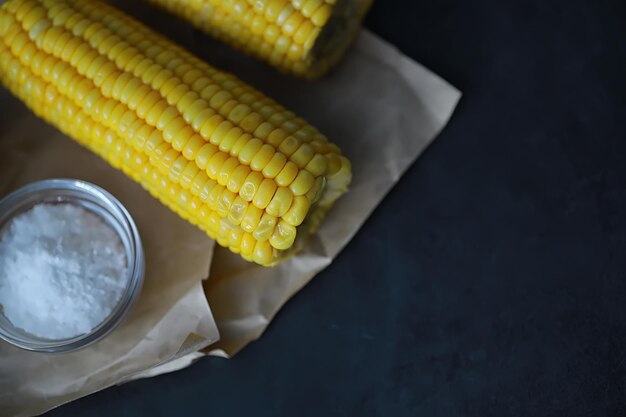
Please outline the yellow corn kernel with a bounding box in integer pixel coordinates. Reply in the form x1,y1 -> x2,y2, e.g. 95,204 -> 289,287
270,220 -> 297,250
206,151 -> 229,178
252,178 -> 277,209
262,152 -> 287,179
305,175 -> 326,203
304,152 -> 328,176
206,184 -> 228,210
311,4 -> 332,26
265,186 -> 293,218
227,164 -> 251,193
180,159 -> 199,188
240,170 -> 264,202
182,134 -> 204,159
196,143 -> 219,170
240,232 -> 256,257
282,195 -> 310,226
290,143 -> 315,168
191,171 -> 210,195
238,137 -> 264,165
289,169 -> 315,196
253,213 -> 277,241
253,239 -> 273,265
217,188 -> 236,217
231,132 -> 251,156
275,160 -> 298,186
228,195 -> 248,225
217,156 -> 240,186
241,204 -> 263,233
250,143 -> 275,171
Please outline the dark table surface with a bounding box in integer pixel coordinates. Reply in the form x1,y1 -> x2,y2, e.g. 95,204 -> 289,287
46,0 -> 626,416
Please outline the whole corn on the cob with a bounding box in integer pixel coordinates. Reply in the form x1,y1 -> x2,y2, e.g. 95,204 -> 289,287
0,0 -> 351,266
147,0 -> 373,78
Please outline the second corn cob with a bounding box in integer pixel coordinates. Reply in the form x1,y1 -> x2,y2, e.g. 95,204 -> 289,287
147,0 -> 374,78
0,0 -> 351,266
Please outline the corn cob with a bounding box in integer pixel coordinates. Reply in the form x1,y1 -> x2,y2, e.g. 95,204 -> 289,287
147,0 -> 373,78
0,0 -> 351,266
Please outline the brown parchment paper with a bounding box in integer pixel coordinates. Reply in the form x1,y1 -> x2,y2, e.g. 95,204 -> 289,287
0,1 -> 461,412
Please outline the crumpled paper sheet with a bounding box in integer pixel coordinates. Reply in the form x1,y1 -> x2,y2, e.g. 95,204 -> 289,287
0,1 -> 460,413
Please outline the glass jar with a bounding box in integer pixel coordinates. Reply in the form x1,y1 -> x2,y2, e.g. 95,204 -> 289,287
0,179 -> 144,353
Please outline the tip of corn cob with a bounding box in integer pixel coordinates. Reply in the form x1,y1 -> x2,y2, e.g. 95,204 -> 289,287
303,0 -> 374,79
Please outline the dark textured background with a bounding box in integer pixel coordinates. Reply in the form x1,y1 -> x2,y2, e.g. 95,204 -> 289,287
46,0 -> 626,415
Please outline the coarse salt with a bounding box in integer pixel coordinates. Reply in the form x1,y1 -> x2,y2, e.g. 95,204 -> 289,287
0,203 -> 128,339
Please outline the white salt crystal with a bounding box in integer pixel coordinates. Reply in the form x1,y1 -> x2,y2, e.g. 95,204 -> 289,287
0,203 -> 128,339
